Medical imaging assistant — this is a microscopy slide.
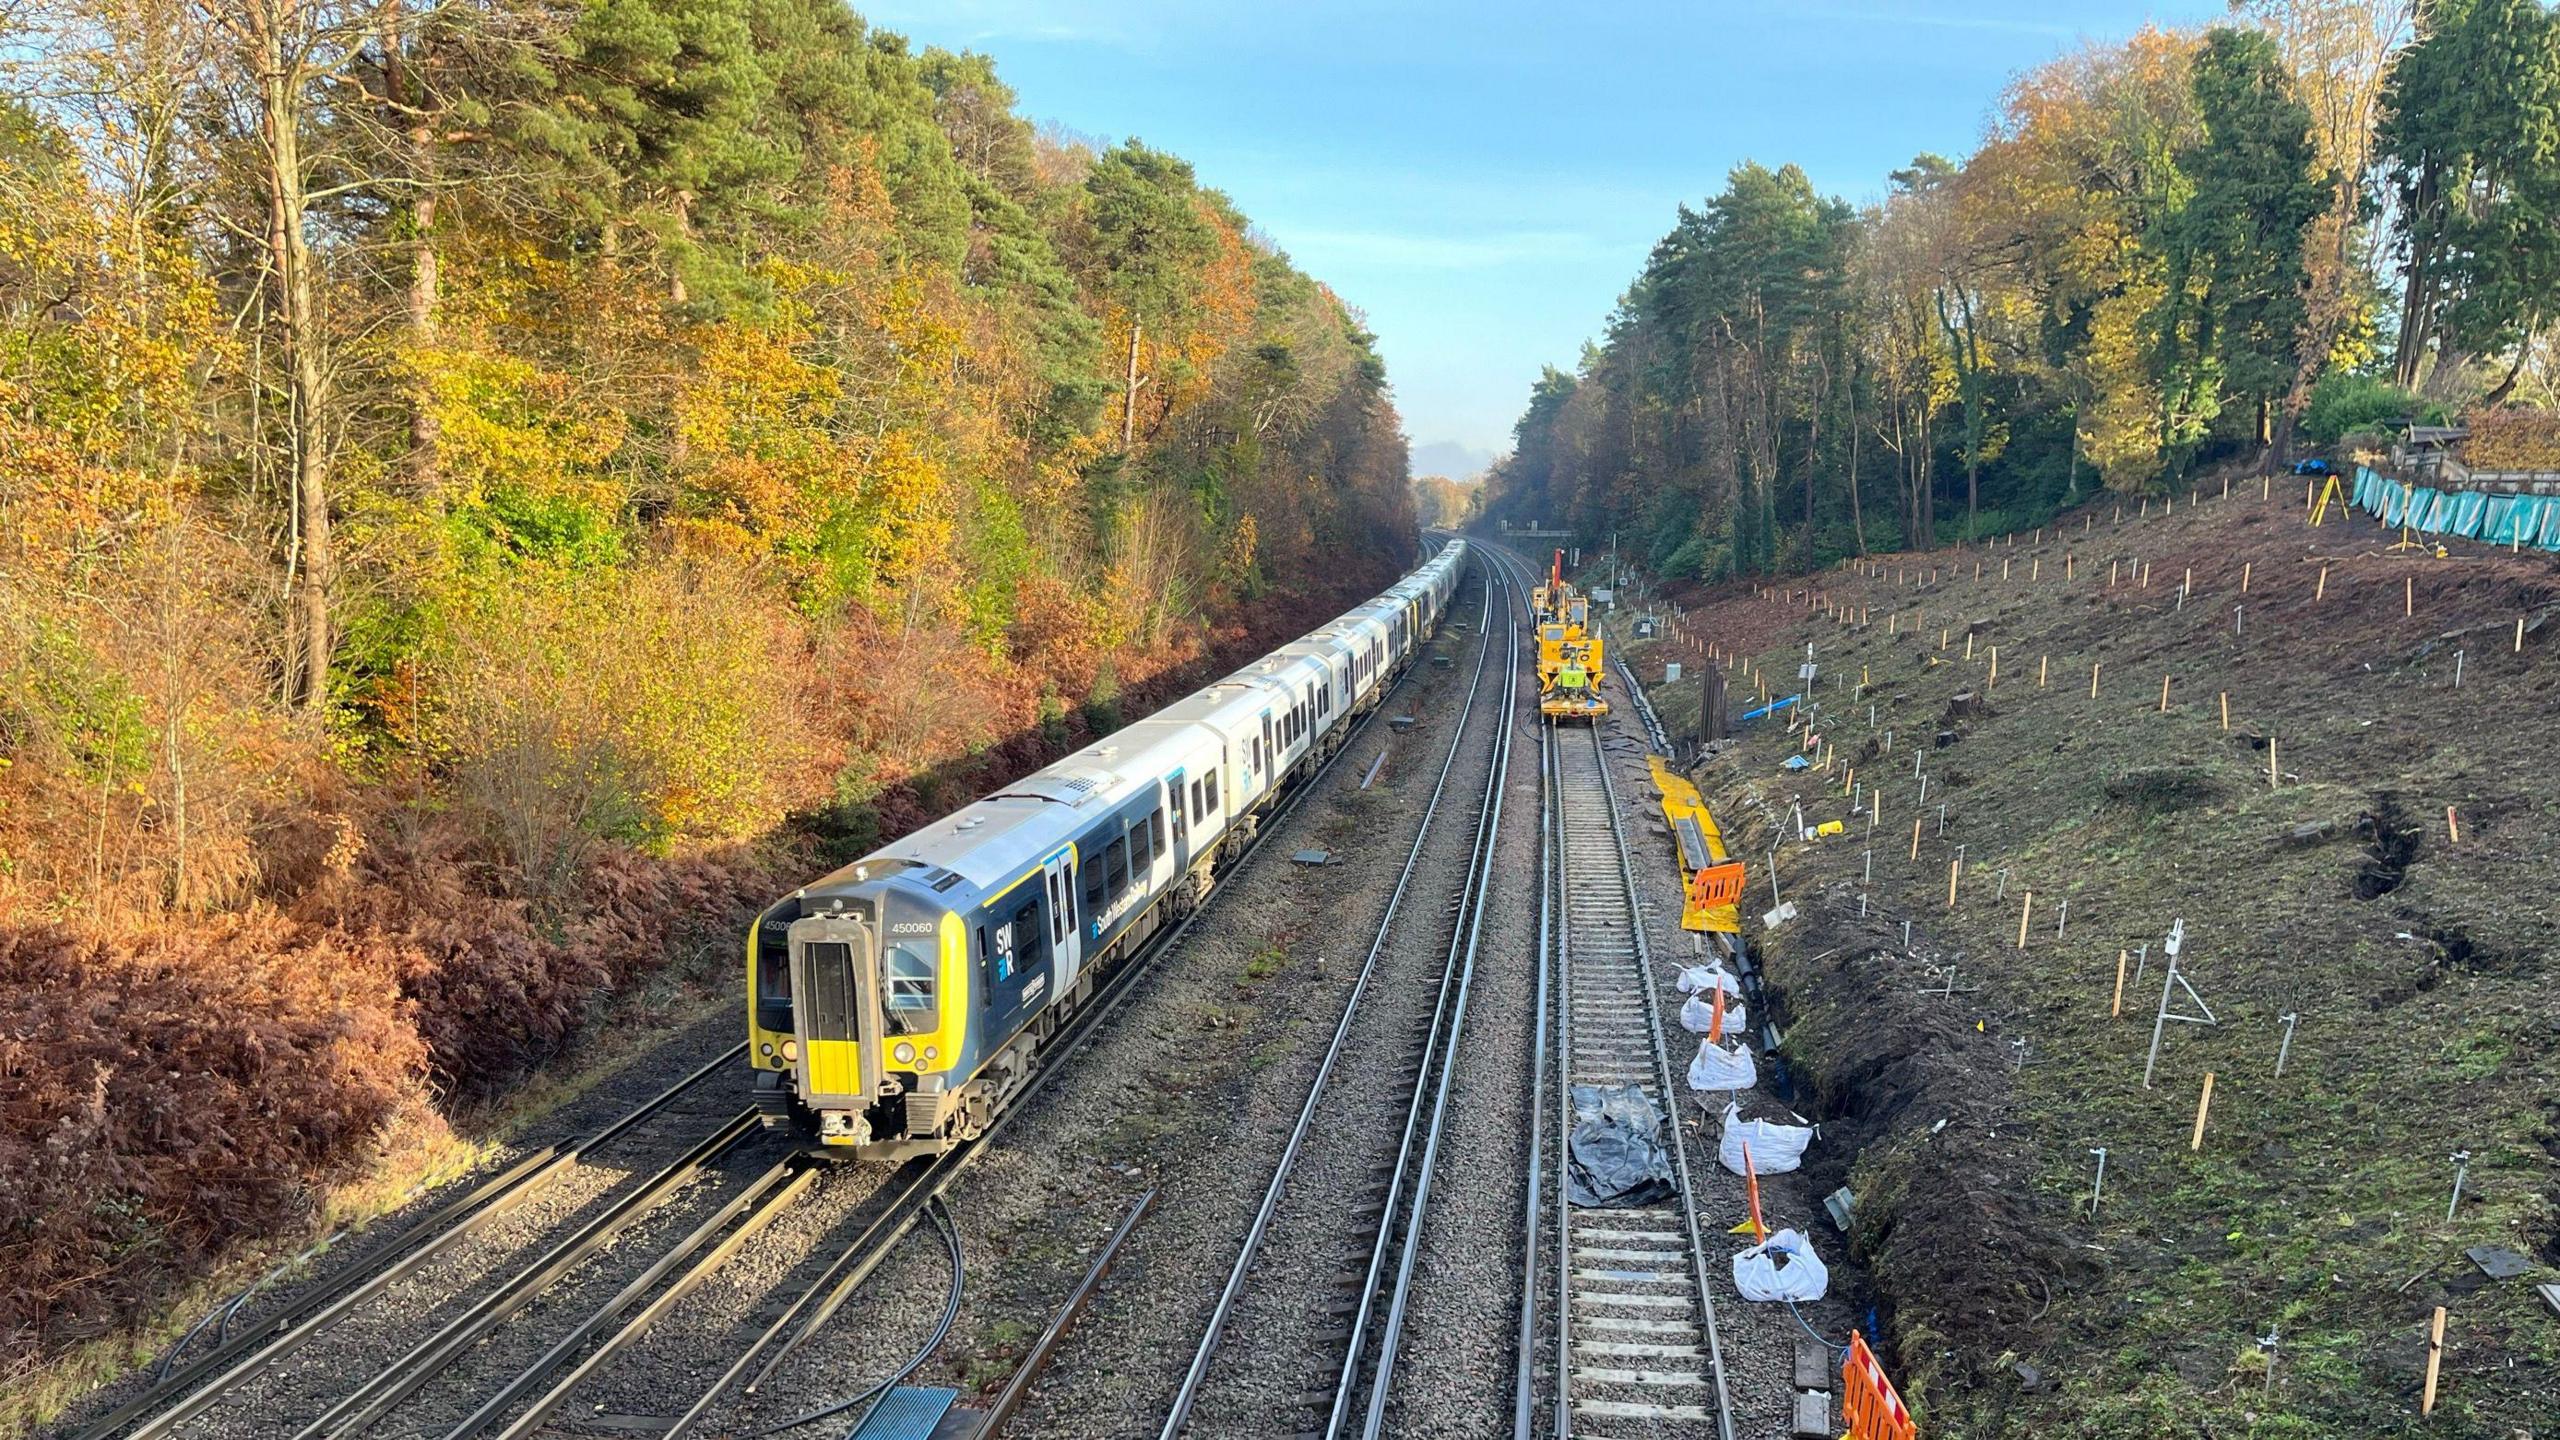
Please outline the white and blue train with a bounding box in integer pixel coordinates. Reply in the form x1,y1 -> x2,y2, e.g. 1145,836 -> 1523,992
748,541 -> 1470,1157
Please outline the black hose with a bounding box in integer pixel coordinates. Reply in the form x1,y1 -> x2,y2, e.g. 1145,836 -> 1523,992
749,1198 -> 967,1438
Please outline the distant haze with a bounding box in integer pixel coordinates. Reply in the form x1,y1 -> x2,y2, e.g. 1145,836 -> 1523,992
1412,439 -> 1495,481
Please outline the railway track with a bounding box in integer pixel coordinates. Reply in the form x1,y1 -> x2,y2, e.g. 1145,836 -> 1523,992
1528,716 -> 1735,1440
1157,559 -> 1520,1440
71,1046 -> 748,1440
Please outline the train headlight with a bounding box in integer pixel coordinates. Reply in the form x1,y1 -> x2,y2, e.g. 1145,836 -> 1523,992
894,1041 -> 917,1065
780,1039 -> 799,1062
924,1046 -> 938,1063
758,1042 -> 774,1058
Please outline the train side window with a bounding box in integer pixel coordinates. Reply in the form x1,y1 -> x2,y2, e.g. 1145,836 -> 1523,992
1188,778 -> 1202,823
1205,772 -> 1220,813
1151,807 -> 1167,854
1128,814 -> 1152,874
1082,853 -> 1105,912
1169,794 -> 1186,847
1104,836 -> 1128,898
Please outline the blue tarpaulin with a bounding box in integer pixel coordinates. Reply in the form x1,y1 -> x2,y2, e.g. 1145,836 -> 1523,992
2352,467 -> 2560,552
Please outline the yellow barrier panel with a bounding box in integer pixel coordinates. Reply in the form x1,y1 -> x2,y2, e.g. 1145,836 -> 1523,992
1648,756 -> 1742,933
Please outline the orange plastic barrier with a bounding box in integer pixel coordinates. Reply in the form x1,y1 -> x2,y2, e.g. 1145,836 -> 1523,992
1842,1332 -> 1916,1440
1688,860 -> 1747,912
1707,986 -> 1726,1045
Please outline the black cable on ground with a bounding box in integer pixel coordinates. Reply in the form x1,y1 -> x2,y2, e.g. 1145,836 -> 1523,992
749,1197 -> 967,1439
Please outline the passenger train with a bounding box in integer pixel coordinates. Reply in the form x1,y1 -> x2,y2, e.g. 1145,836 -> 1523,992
748,541 -> 1471,1158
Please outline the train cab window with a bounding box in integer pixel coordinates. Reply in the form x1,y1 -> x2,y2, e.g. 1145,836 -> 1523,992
883,943 -> 937,1037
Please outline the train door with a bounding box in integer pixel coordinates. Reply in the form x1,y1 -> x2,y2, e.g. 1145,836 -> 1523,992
789,909 -> 881,1109
1166,768 -> 1189,870
1042,847 -> 1082,997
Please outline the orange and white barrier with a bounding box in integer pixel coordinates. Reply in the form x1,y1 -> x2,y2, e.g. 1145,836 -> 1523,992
1841,1332 -> 1916,1440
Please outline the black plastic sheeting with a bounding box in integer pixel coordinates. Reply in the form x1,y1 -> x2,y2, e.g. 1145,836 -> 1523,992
1566,1083 -> 1676,1208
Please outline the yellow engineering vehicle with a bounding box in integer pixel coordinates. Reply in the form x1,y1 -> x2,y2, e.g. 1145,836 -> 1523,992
1533,549 -> 1609,722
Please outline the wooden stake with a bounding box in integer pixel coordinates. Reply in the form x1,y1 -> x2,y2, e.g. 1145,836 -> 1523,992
2111,559 -> 2120,586
2268,734 -> 2280,790
2406,575 -> 2414,617
2090,661 -> 2102,699
1910,814 -> 1923,860
1872,790 -> 1881,827
1965,631 -> 1975,660
2190,1070 -> 2216,1150
2016,890 -> 2033,949
2241,561 -> 2251,593
1987,647 -> 1998,688
2422,1306 -> 2447,1415
2032,558 -> 2041,580
2517,616 -> 2527,652
2316,565 -> 2328,601
1946,859 -> 1961,909
2111,949 -> 2129,1017
2159,674 -> 2172,712
2066,553 -> 2074,580
2038,654 -> 2049,687
2219,692 -> 2229,731
2446,805 -> 2460,844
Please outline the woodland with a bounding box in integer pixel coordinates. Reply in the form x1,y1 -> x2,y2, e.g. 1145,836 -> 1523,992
0,0 -> 1416,1383
1481,0 -> 2560,576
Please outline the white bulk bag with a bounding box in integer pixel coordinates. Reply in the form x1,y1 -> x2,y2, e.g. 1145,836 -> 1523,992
1717,1102 -> 1813,1175
1687,1038 -> 1757,1093
1732,1228 -> 1830,1303
1678,991 -> 1747,1037
1674,964 -> 1740,997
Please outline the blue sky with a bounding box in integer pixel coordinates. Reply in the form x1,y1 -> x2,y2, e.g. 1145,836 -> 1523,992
861,0 -> 2232,476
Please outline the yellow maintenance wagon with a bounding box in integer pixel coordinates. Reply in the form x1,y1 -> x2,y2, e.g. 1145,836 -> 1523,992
1533,550 -> 1609,721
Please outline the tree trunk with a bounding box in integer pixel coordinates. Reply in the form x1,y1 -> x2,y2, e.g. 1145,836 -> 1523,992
1122,312 -> 1143,451
384,0 -> 440,489
1845,352 -> 1867,556
251,2 -> 334,712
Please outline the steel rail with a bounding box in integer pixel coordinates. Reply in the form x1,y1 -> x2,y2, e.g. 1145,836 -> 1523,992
1587,722 -> 1736,1440
443,1154 -> 817,1440
1323,570 -> 1517,1435
661,582 -> 1467,1440
95,1045 -> 745,1440
1555,719 -> 1738,1440
1156,562 -> 1506,1440
1350,555 -> 1524,1437
1512,646 -> 1558,1439
973,1189 -> 1155,1439
289,1110 -> 761,1440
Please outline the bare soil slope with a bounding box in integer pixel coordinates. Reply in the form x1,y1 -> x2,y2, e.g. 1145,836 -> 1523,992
1619,480 -> 2560,1437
